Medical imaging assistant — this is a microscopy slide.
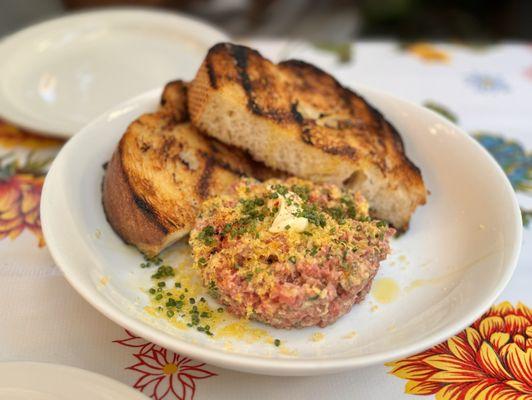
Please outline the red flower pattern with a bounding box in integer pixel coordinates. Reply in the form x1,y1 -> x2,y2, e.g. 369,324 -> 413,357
113,329 -> 162,355
114,330 -> 217,400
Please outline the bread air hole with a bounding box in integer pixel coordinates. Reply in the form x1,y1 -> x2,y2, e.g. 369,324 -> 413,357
343,170 -> 366,189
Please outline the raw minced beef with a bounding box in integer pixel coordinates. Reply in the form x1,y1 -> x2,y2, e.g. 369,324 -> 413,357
189,178 -> 393,329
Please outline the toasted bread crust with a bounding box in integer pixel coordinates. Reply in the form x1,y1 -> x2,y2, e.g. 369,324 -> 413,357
103,145 -> 176,255
188,43 -> 427,230
160,80 -> 189,122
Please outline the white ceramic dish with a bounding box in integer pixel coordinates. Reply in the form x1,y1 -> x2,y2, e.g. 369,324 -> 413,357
41,87 -> 522,376
0,362 -> 148,399
0,8 -> 228,137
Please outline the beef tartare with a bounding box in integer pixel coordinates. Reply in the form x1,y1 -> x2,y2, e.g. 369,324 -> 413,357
189,178 -> 393,329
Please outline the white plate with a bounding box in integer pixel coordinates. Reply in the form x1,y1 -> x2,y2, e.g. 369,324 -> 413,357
0,362 -> 148,399
0,8 -> 228,137
41,87 -> 522,376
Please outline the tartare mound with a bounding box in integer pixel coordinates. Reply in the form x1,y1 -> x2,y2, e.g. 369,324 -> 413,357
189,178 -> 394,329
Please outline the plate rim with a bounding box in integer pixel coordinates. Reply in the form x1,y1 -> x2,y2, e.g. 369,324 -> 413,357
0,361 -> 148,398
0,7 -> 229,138
41,87 -> 522,376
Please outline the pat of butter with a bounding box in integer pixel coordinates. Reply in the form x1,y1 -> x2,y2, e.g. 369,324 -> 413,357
269,194 -> 308,233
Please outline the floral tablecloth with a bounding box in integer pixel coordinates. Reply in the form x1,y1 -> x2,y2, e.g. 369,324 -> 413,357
0,40 -> 531,400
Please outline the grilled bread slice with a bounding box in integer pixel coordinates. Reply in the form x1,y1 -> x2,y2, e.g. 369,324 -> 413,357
102,81 -> 270,256
160,80 -> 189,122
188,43 -> 427,230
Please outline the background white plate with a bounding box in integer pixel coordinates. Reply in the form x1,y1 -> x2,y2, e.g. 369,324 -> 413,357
0,8 -> 228,137
41,87 -> 522,376
0,362 -> 148,399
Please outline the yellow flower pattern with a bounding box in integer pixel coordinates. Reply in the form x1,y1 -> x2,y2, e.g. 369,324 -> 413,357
0,119 -> 64,149
0,173 -> 45,246
387,302 -> 532,400
405,42 -> 451,63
